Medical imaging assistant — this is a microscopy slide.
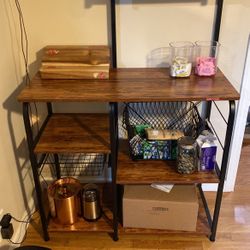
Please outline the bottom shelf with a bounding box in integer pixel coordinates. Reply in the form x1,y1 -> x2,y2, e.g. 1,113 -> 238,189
48,207 -> 113,233
47,196 -> 209,236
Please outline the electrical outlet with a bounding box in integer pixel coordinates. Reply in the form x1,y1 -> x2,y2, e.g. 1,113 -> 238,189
0,208 -> 4,242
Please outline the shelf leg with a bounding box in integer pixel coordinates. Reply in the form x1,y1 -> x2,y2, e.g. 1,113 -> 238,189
23,103 -> 49,241
53,154 -> 61,179
110,0 -> 117,68
210,100 -> 235,241
109,102 -> 119,241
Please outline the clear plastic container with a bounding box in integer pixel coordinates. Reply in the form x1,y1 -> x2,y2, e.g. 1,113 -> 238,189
169,41 -> 194,78
194,41 -> 220,76
177,136 -> 197,174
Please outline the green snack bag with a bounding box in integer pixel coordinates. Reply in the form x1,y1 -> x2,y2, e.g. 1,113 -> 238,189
134,124 -> 151,137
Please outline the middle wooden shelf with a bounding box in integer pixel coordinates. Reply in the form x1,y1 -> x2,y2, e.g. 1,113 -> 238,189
117,141 -> 219,184
35,113 -> 110,154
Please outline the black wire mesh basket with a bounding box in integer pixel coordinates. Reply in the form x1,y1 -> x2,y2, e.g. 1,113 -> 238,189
44,153 -> 107,178
123,101 -> 203,160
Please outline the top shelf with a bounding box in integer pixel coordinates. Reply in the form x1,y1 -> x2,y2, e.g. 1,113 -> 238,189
18,68 -> 239,103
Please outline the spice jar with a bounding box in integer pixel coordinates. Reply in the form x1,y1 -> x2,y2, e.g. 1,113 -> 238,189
177,136 -> 197,174
170,41 -> 194,78
194,41 -> 220,76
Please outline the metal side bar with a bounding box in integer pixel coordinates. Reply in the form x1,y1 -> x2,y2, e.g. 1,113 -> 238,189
198,184 -> 212,229
23,102 -> 49,241
109,102 -> 119,241
110,0 -> 117,68
206,0 -> 224,120
53,154 -> 61,179
210,100 -> 235,241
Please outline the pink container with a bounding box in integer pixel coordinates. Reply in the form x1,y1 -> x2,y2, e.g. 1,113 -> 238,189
195,41 -> 220,76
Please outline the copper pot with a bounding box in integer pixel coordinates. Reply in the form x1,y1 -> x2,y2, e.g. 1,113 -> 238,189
48,177 -> 82,225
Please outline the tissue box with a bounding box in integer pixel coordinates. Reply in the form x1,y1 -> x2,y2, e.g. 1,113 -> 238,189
196,135 -> 217,171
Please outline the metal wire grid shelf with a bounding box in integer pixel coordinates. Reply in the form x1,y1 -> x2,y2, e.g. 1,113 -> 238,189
41,153 -> 108,178
123,101 -> 203,160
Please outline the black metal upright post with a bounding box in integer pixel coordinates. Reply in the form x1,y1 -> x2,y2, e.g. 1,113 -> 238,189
109,102 -> 119,241
46,102 -> 61,179
212,0 -> 224,42
206,0 -> 224,120
23,103 -> 49,241
210,100 -> 235,241
47,102 -> 52,116
110,0 -> 117,68
53,154 -> 61,179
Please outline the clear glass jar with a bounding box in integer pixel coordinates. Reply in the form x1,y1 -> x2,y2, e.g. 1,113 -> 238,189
177,136 -> 197,174
194,41 -> 220,76
169,41 -> 194,78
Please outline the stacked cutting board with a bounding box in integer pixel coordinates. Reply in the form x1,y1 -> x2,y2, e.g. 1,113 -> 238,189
40,45 -> 110,79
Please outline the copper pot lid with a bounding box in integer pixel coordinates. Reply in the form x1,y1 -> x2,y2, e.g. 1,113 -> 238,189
48,177 -> 81,200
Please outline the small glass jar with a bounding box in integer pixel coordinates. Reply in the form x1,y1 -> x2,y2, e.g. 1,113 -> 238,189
177,136 -> 197,174
169,41 -> 194,78
194,41 -> 220,76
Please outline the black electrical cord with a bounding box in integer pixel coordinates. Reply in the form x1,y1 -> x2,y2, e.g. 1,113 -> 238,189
9,0 -> 40,245
15,0 -> 40,133
15,0 -> 30,85
6,211 -> 37,245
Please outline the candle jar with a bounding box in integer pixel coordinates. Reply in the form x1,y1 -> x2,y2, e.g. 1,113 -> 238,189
177,136 -> 197,174
195,41 -> 220,76
169,41 -> 194,78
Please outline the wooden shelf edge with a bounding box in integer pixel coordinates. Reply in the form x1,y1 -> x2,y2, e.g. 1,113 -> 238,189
35,113 -> 110,154
48,207 -> 113,233
117,141 -> 219,185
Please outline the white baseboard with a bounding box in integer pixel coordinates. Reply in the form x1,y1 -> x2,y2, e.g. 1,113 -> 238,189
202,181 -> 232,192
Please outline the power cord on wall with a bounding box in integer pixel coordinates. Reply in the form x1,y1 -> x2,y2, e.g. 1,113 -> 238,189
15,0 -> 40,133
9,0 -> 40,244
15,0 -> 30,85
0,211 -> 37,244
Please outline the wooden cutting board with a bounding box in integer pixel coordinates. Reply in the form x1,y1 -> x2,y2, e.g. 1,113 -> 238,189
40,45 -> 110,79
40,62 -> 109,80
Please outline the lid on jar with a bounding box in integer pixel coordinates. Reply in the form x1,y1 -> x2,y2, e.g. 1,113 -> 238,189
169,41 -> 194,48
178,136 -> 196,149
48,177 -> 82,200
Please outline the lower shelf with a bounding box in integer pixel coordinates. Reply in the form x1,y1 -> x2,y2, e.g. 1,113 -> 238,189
48,207 -> 113,233
47,197 -> 209,236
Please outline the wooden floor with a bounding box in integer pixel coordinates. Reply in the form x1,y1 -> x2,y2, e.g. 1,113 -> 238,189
22,142 -> 250,250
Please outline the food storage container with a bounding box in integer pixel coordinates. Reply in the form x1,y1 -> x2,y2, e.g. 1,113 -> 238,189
195,41 -> 220,76
177,136 -> 197,174
170,41 -> 194,77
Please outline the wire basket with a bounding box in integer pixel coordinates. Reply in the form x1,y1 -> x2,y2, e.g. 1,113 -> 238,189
123,101 -> 203,160
44,153 -> 107,178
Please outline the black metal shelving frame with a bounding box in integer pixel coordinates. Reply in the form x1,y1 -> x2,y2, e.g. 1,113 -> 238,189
23,102 -> 119,241
21,0 -> 235,243
108,0 -> 234,242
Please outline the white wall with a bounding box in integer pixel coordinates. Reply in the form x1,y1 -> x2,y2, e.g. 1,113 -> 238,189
0,0 -> 35,247
117,0 -> 214,67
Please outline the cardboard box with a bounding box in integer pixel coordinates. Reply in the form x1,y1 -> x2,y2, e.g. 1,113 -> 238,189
123,185 -> 199,231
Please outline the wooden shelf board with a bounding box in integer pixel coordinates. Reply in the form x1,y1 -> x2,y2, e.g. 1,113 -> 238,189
117,141 -> 219,184
48,207 -> 113,233
35,113 -> 110,154
18,68 -> 240,103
